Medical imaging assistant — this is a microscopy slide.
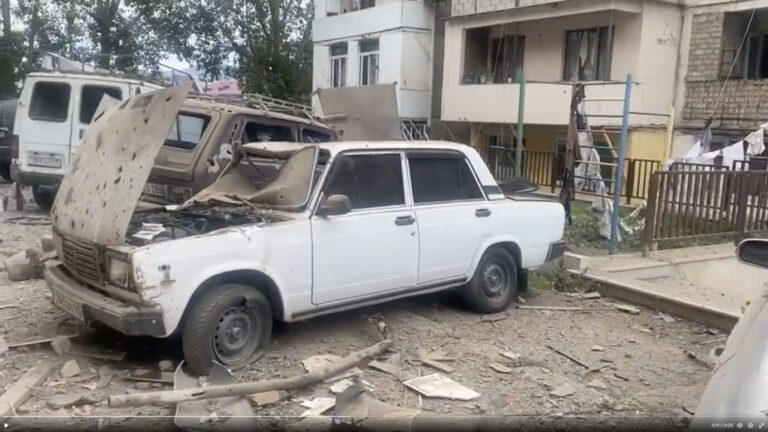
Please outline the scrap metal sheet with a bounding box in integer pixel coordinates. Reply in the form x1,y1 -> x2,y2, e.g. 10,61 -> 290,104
317,84 -> 402,141
51,83 -> 191,245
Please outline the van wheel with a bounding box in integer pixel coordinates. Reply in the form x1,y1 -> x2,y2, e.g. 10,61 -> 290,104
32,186 -> 54,211
182,283 -> 272,376
0,163 -> 10,182
461,247 -> 518,314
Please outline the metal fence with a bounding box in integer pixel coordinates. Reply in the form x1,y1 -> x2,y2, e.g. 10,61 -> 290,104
480,147 -> 660,203
644,170 -> 768,254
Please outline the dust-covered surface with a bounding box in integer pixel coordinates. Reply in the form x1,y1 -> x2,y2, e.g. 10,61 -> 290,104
0,184 -> 716,430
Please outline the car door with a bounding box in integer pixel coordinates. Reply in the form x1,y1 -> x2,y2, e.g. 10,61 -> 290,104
69,83 -> 123,160
407,151 -> 491,284
311,151 -> 418,305
19,79 -> 74,175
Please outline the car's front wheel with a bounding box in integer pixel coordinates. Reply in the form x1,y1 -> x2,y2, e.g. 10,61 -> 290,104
461,247 -> 518,314
32,185 -> 55,211
181,283 -> 272,376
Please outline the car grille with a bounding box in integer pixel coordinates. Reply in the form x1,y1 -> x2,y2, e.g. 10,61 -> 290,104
61,236 -> 102,284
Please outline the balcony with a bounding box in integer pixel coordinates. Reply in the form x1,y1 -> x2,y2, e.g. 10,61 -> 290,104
313,1 -> 432,43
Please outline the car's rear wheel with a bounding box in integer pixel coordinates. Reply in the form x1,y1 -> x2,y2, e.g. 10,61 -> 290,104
461,247 -> 518,314
32,186 -> 54,211
181,283 -> 272,376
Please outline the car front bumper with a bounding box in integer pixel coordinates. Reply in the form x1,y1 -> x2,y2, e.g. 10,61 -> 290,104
44,263 -> 166,337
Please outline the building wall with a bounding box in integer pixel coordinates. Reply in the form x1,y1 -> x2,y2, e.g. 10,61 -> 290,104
452,0 -> 564,17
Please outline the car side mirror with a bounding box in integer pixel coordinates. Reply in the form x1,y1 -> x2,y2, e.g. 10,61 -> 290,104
317,194 -> 352,217
738,239 -> 768,269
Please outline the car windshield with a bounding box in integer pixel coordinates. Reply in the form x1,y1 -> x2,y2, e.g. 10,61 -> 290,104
184,145 -> 326,211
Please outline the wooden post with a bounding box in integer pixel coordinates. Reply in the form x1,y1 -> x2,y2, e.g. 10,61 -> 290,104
643,172 -> 660,257
625,159 -> 635,205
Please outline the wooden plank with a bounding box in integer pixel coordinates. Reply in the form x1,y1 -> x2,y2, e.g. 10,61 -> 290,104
7,334 -> 79,349
0,359 -> 58,417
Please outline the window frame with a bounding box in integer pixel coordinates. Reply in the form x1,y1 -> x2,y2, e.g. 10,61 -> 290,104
240,119 -> 297,143
314,150 -> 409,215
79,84 -> 123,124
301,127 -> 334,143
28,81 -> 72,123
163,111 -> 212,151
359,39 -> 380,86
405,150 -> 487,206
562,26 -> 613,82
330,43 -> 348,88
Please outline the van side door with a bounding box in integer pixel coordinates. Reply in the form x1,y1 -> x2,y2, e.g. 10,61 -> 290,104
69,83 -> 123,159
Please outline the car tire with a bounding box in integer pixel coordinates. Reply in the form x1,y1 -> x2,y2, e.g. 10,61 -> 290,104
32,186 -> 54,211
181,283 -> 272,376
0,163 -> 10,182
461,247 -> 518,314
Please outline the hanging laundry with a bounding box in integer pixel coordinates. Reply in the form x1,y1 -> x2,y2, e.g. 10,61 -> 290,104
744,127 -> 766,156
721,141 -> 745,169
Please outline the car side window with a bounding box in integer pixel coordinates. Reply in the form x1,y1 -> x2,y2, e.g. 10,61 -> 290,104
408,154 -> 484,204
302,128 -> 333,143
324,154 -> 404,211
242,121 -> 295,143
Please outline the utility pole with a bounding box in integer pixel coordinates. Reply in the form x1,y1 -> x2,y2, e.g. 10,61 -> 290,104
515,71 -> 525,177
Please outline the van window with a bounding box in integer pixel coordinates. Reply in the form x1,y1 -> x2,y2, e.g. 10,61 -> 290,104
164,113 -> 211,150
29,82 -> 71,122
243,121 -> 295,143
80,85 -> 122,123
302,128 -> 333,143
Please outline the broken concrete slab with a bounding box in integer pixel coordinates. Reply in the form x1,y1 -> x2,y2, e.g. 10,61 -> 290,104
421,358 -> 455,374
4,248 -> 44,281
329,379 -> 354,395
0,359 -> 57,417
60,359 -> 81,378
300,397 -> 335,417
587,379 -> 609,391
550,383 -> 578,397
489,362 -> 513,374
368,353 -> 402,380
248,390 -> 289,407
403,373 -> 479,401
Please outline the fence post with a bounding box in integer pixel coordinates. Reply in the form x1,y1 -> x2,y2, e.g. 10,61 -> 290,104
735,172 -> 749,240
609,74 -> 632,255
625,159 -> 635,205
643,172 -> 660,257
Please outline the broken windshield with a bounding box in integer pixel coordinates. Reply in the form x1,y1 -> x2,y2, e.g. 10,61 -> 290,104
184,145 -> 321,211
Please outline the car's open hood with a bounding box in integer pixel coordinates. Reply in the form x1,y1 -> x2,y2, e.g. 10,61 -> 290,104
51,83 -> 192,245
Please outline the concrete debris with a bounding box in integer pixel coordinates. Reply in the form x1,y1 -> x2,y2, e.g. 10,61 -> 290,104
517,296 -> 526,304
97,366 -> 114,388
582,292 -> 602,300
300,397 -> 335,417
134,382 -> 151,390
657,312 -> 676,323
158,360 -> 174,372
421,358 -> 455,374
60,359 -> 81,378
685,350 -> 714,370
303,354 -> 363,383
403,373 -> 480,401
547,345 -> 591,369
50,335 -> 72,356
425,348 -> 457,362
0,359 -> 57,417
46,393 -> 100,409
329,378 -> 355,395
587,379 -> 609,391
40,235 -> 55,252
126,370 -> 174,384
4,248 -> 44,281
610,303 -> 641,315
368,353 -> 402,380
632,325 -> 653,335
248,390 -> 288,407
7,333 -> 79,349
591,345 -> 606,352
479,313 -> 508,323
498,350 -> 521,361
550,383 -> 578,397
489,362 -> 513,374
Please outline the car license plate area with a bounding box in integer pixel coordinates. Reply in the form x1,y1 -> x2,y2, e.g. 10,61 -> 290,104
28,156 -> 63,168
143,183 -> 167,198
52,290 -> 85,322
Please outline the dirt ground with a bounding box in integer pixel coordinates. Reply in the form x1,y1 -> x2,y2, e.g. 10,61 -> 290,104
0,182 -> 717,430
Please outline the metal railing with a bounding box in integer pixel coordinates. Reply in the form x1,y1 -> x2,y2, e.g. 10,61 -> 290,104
644,170 -> 768,254
189,93 -> 318,121
479,148 -> 659,203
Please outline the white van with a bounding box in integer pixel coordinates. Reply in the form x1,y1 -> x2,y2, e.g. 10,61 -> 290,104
13,71 -> 163,209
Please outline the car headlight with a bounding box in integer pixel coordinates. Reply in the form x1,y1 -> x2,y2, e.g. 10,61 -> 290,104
108,257 -> 131,287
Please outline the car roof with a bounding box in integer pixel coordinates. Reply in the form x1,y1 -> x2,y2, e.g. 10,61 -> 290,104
26,71 -> 163,87
181,99 -> 331,130
314,140 -> 472,156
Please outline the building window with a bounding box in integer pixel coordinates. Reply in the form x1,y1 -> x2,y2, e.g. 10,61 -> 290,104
327,0 -> 375,16
462,25 -> 525,84
745,34 -> 768,79
330,43 -> 348,88
563,27 -> 612,81
360,39 -> 379,86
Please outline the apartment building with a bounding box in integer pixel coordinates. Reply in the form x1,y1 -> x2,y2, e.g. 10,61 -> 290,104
674,0 -> 768,159
437,0 -> 683,177
311,0 -> 435,139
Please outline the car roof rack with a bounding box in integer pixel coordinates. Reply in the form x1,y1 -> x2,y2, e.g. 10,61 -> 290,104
190,93 -> 320,122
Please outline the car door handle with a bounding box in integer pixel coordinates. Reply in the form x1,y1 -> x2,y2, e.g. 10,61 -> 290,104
476,208 -> 492,218
395,215 -> 416,226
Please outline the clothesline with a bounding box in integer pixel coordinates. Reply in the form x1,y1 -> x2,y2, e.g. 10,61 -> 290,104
668,122 -> 768,169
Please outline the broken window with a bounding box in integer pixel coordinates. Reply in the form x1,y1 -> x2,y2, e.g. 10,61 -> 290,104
360,39 -> 379,86
243,122 -> 295,143
324,153 -> 404,210
80,85 -> 122,124
330,43 -> 348,88
462,25 -> 525,84
408,154 -> 484,204
563,27 -> 612,81
29,82 -> 71,122
164,113 -> 211,150
302,128 -> 333,143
